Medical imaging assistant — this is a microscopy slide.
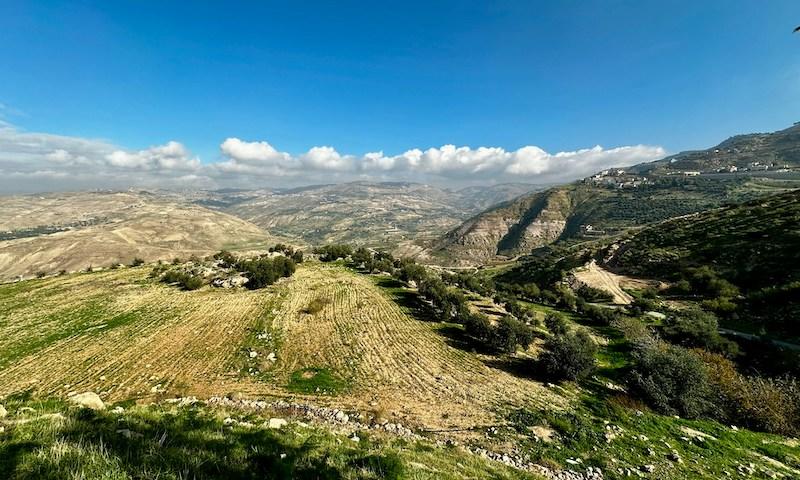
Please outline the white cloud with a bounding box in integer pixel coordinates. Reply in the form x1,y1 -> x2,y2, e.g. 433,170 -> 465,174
0,124 -> 211,193
218,137 -> 666,184
0,122 -> 667,194
106,141 -> 199,171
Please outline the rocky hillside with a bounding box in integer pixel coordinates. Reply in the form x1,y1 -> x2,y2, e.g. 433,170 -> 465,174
211,181 -> 539,248
433,176 -> 799,265
628,123 -> 800,175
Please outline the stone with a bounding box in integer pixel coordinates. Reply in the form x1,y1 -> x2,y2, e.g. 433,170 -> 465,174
116,429 -> 143,439
641,464 -> 655,473
667,452 -> 682,463
111,406 -> 125,414
0,404 -> 7,418
69,392 -> 105,410
268,418 -> 287,429
249,350 -> 258,358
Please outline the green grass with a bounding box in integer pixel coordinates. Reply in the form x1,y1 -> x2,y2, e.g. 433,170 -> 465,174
287,367 -> 349,395
0,397 -> 539,480
497,394 -> 800,479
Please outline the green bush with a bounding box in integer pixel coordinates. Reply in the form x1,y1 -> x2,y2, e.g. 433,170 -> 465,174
540,330 -> 597,381
183,275 -> 203,290
239,256 -> 296,289
489,316 -> 535,353
662,310 -> 738,357
160,270 -> 204,291
464,313 -> 493,346
544,312 -> 569,336
628,342 -> 714,418
130,257 -> 145,267
314,244 -> 352,262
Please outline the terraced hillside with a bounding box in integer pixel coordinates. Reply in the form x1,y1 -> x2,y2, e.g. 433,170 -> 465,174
0,191 -> 277,281
216,181 -> 539,248
0,263 -> 564,432
605,189 -> 800,337
434,176 -> 800,265
606,189 -> 800,288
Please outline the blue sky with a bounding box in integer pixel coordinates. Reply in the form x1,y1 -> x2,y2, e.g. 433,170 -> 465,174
0,1 -> 798,191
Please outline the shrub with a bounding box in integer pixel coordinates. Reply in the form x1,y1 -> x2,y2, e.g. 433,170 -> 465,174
464,313 -> 493,346
696,350 -> 800,435
576,285 -> 614,303
35,271 -> 46,279
489,316 -> 535,353
397,262 -> 427,284
628,342 -> 714,418
351,247 -> 372,267
540,330 -> 597,381
239,256 -> 296,289
213,250 -> 237,268
581,304 -> 622,325
161,270 -> 203,291
314,244 -> 352,262
131,257 -> 145,267
662,310 -> 738,357
183,275 -> 203,290
544,312 -> 569,336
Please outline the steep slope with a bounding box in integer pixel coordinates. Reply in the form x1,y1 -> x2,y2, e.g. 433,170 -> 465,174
435,123 -> 800,265
605,189 -> 800,288
220,181 -> 539,248
434,176 -> 795,264
434,188 -> 574,264
628,123 -> 800,174
605,189 -> 800,337
0,191 -> 276,281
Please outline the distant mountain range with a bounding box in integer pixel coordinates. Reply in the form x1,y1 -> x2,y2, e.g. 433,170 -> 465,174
198,181 -> 542,248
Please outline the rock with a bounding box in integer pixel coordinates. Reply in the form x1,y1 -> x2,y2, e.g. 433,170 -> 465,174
116,428 -> 143,439
641,464 -> 655,473
111,406 -> 125,414
69,392 -> 105,410
349,435 -> 360,442
249,351 -> 258,358
266,352 -> 276,362
268,418 -> 287,429
0,404 -> 7,418
667,452 -> 682,463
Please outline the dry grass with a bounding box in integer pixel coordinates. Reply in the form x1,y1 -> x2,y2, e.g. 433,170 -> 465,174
0,263 -> 567,432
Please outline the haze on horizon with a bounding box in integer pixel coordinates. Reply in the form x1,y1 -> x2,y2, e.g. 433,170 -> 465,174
1,0 -> 798,193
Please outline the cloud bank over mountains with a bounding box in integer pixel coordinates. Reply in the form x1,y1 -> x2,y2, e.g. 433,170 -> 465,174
0,122 -> 666,193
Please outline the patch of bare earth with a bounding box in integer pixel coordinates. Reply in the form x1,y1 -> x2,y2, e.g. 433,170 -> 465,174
571,260 -> 655,305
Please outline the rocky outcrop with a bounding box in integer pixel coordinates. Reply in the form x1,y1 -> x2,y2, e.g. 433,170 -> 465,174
434,188 -> 574,264
68,392 -> 105,410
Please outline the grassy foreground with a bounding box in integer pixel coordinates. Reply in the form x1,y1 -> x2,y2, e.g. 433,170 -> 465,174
0,395 -> 538,480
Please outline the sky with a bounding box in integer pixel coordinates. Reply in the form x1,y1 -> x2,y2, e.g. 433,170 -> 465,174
0,0 -> 798,193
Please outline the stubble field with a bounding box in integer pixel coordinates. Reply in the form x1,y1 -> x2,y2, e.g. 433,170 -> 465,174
0,262 -> 566,432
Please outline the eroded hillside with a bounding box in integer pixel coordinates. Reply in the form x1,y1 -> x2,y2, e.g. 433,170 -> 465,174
0,191 -> 277,281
